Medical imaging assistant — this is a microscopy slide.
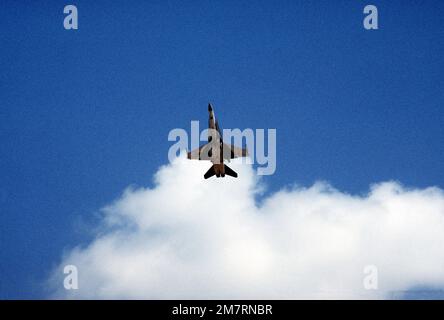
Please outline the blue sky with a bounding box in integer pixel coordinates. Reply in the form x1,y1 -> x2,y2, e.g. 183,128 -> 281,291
0,1 -> 443,298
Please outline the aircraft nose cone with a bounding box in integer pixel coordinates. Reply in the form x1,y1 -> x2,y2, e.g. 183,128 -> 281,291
208,103 -> 213,112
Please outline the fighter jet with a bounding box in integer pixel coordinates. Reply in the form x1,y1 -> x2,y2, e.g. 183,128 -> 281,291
187,103 -> 248,179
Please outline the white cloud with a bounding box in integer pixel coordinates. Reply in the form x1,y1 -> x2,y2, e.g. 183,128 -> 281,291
49,156 -> 444,299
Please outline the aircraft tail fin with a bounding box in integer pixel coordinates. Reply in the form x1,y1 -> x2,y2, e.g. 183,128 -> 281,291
204,164 -> 238,179
224,164 -> 238,178
204,166 -> 216,179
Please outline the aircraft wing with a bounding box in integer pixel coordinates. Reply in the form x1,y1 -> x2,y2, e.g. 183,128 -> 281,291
222,143 -> 248,160
187,143 -> 213,160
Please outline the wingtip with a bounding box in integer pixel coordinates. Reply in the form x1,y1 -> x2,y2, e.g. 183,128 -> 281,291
208,103 -> 213,112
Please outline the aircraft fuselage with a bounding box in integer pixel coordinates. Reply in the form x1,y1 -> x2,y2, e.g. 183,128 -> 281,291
208,103 -> 225,167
